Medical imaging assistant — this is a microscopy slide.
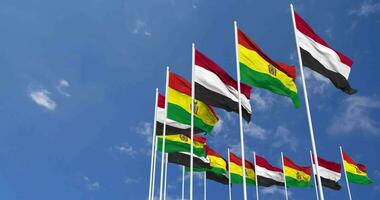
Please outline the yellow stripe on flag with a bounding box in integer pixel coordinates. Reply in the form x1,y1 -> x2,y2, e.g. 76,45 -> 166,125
238,44 -> 298,93
344,160 -> 368,177
168,88 -> 218,126
284,166 -> 311,182
157,134 -> 204,149
229,162 -> 255,180
209,155 -> 226,170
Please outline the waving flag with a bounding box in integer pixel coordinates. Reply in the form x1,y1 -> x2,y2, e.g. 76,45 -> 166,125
237,28 -> 300,108
342,150 -> 372,185
229,152 -> 255,185
156,93 -> 202,135
167,72 -> 219,133
294,11 -> 357,94
194,49 -> 252,122
255,154 -> 284,187
283,156 -> 311,187
157,134 -> 206,157
313,156 -> 342,190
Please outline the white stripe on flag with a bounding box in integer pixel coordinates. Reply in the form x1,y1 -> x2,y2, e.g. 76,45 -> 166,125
313,164 -> 341,182
256,165 -> 284,183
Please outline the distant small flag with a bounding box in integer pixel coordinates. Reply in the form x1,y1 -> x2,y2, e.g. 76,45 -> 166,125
167,72 -> 219,133
313,156 -> 342,190
294,11 -> 357,94
157,134 -> 206,157
342,150 -> 372,185
229,152 -> 255,185
156,93 -> 202,135
255,154 -> 284,187
283,156 -> 311,187
194,49 -> 252,122
237,28 -> 300,108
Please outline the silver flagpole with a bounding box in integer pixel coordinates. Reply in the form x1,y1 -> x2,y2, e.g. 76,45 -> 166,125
233,20 -> 248,200
163,153 -> 168,200
159,67 -> 170,200
148,88 -> 159,200
190,43 -> 195,200
340,146 -> 353,200
281,152 -> 289,200
182,166 -> 185,200
204,172 -> 207,200
253,152 -> 259,200
290,4 -> 325,200
310,150 -> 320,200
228,148 -> 232,200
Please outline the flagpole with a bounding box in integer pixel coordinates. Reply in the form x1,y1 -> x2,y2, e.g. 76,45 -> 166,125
310,150 -> 320,200
253,151 -> 259,200
148,88 -> 159,200
190,42 -> 195,200
228,148 -> 232,200
204,172 -> 207,200
289,4 -> 325,200
234,20 -> 248,200
182,166 -> 185,200
340,146 -> 353,200
163,153 -> 168,200
281,152 -> 289,200
152,134 -> 158,200
159,67 -> 170,200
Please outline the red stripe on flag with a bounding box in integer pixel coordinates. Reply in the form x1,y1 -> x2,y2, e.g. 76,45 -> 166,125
195,49 -> 252,98
342,150 -> 367,172
158,93 -> 165,108
312,156 -> 341,173
229,152 -> 255,169
283,156 -> 311,175
294,11 -> 353,67
255,155 -> 283,173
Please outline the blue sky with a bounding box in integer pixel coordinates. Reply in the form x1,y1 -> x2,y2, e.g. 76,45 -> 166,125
0,0 -> 379,199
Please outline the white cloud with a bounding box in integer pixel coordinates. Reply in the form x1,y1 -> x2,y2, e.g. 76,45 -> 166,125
244,122 -> 269,140
136,122 -> 153,143
324,27 -> 333,38
272,126 -> 298,152
56,79 -> 71,97
29,89 -> 57,111
328,95 -> 380,135
213,118 -> 224,135
349,1 -> 380,16
132,20 -> 151,36
83,176 -> 100,191
124,176 -> 140,184
251,90 -> 275,111
114,143 -> 137,157
261,186 -> 292,197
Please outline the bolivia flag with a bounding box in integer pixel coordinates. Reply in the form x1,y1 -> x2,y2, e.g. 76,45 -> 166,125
237,28 -> 300,108
342,150 -> 372,185
157,134 -> 206,157
167,72 -> 219,133
229,152 -> 255,185
283,156 -> 311,187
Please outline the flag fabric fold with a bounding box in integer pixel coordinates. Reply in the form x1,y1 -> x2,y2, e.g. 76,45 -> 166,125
194,49 -> 252,122
283,156 -> 311,187
313,156 -> 342,190
294,11 -> 357,94
237,28 -> 300,108
342,150 -> 372,185
167,72 -> 219,133
255,155 -> 284,187
229,152 -> 255,185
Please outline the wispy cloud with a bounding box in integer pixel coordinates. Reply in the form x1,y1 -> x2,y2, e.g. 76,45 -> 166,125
124,176 -> 140,184
83,176 -> 100,191
56,79 -> 71,97
132,20 -> 151,36
349,1 -> 380,16
213,118 -> 224,135
244,122 -> 269,140
136,122 -> 153,143
272,126 -> 298,152
113,143 -> 137,157
261,186 -> 292,197
324,27 -> 333,39
328,95 -> 380,135
29,89 -> 57,111
251,90 -> 275,111
301,67 -> 330,95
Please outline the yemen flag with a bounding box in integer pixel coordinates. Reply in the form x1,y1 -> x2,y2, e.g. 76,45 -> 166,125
313,156 -> 342,190
283,156 -> 311,187
229,152 -> 255,185
156,93 -> 203,135
167,72 -> 219,133
157,134 -> 206,157
342,150 -> 372,185
293,11 -> 357,94
237,28 -> 300,108
255,155 -> 284,187
194,49 -> 252,122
